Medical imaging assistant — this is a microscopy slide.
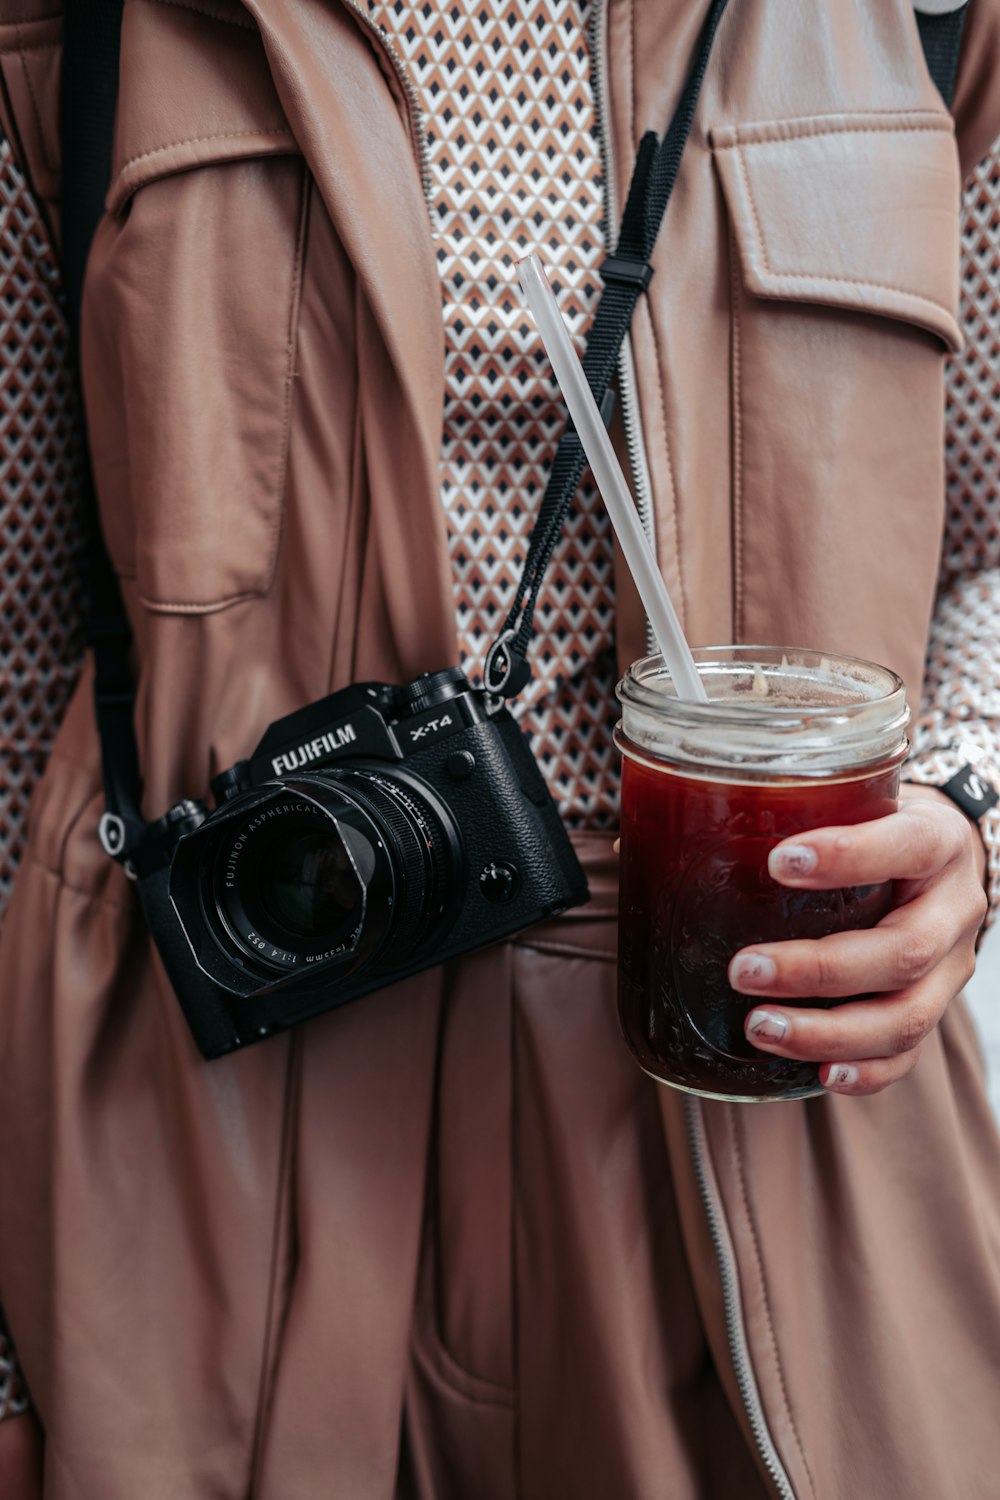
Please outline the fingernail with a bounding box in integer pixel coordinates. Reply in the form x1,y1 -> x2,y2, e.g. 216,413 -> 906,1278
730,953 -> 777,990
769,843 -> 818,879
746,1008 -> 789,1044
824,1064 -> 859,1091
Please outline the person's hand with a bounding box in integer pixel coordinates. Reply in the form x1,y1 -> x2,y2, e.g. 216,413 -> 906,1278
728,785 -> 988,1095
0,1412 -> 44,1499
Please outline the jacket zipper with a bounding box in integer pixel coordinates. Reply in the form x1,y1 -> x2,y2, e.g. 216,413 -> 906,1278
588,0 -> 658,652
684,1098 -> 798,1500
590,6 -> 797,1496
340,0 -> 434,218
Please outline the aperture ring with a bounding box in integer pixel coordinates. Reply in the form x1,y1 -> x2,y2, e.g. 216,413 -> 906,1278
337,773 -> 439,960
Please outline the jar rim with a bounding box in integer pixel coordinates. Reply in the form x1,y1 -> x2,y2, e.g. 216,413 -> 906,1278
617,646 -> 910,776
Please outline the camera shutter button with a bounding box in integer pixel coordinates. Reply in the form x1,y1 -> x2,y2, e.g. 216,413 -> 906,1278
479,861 -> 520,904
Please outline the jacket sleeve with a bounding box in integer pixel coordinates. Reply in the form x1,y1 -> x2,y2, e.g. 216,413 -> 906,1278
906,572 -> 1000,928
0,3 -> 61,245
953,0 -> 1000,180
905,132 -> 1000,927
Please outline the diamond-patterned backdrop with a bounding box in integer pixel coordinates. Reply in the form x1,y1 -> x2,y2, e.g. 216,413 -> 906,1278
943,148 -> 1000,586
370,0 -> 621,830
0,134 -> 85,920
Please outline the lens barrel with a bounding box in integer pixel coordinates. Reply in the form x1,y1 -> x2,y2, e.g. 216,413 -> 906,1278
187,766 -> 457,989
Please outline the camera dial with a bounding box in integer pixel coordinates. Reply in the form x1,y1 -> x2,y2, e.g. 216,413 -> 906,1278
397,667 -> 468,715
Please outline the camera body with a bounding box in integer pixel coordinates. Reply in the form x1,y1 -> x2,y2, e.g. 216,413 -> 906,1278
134,668 -> 589,1058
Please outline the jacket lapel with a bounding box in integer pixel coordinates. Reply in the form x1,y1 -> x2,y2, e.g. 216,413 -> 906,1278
242,0 -> 459,680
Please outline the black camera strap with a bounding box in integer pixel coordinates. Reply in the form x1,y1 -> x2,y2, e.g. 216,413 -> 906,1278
482,0 -> 730,696
60,0 -> 143,864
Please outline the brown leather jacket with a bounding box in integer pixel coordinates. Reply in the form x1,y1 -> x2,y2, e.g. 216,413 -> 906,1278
2,2 -> 1000,1496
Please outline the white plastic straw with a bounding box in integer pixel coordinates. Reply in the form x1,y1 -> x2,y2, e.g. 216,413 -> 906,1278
517,254 -> 707,704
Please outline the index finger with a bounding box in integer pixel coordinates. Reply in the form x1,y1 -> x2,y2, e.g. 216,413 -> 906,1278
767,799 -> 968,889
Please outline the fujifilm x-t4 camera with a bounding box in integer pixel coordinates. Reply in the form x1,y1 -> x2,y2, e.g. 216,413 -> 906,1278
133,668 -> 590,1058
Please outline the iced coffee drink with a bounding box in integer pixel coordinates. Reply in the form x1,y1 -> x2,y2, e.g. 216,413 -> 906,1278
616,648 -> 909,1102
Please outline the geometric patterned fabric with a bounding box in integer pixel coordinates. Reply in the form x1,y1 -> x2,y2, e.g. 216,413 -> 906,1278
0,1306 -> 30,1418
370,0 -> 620,829
942,151 -> 1000,593
909,139 -> 1000,921
0,133 -> 85,922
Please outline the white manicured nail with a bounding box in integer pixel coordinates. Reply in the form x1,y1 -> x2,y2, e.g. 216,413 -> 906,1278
731,954 -> 778,991
746,1008 -> 788,1044
824,1064 -> 860,1091
769,843 -> 818,879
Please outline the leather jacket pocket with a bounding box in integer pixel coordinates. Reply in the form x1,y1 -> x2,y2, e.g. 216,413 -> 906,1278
81,0 -> 305,613
709,109 -> 962,658
712,110 -> 962,350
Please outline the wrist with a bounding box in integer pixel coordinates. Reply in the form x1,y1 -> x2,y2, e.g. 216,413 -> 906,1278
901,740 -> 1000,934
900,783 -> 988,880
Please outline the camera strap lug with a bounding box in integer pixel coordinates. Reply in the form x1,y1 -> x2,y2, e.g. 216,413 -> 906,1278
483,628 -> 533,697
98,812 -> 137,878
98,811 -> 127,859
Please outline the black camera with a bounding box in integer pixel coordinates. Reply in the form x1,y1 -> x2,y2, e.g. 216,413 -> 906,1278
132,668 -> 589,1058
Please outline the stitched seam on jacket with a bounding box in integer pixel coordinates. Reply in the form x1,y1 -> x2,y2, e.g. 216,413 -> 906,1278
260,168 -> 310,599
627,0 -> 637,174
649,303 -> 690,631
15,25 -> 52,176
410,1324 -> 517,1407
0,18 -> 59,34
142,0 -> 258,30
722,116 -> 951,148
0,37 -> 56,54
249,1033 -> 301,1493
729,229 -> 745,642
626,7 -> 691,632
117,127 -> 294,178
140,587 -> 262,612
24,853 -> 128,908
731,1106 -> 818,1500
139,168 -> 310,612
732,145 -> 957,323
512,937 -> 616,961
427,959 -> 517,1403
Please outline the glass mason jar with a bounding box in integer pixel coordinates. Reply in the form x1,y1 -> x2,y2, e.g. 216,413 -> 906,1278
615,647 -> 910,1103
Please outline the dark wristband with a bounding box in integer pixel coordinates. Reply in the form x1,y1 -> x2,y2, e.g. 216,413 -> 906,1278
938,763 -> 1000,824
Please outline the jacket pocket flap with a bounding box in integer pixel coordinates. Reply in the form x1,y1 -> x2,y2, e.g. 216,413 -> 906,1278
107,0 -> 298,214
711,112 -> 962,351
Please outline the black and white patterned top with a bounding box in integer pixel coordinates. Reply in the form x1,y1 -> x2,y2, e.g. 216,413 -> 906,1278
370,0 -> 620,830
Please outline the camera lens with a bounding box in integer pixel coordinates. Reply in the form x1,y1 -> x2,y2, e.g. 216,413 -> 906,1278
178,767 -> 460,992
208,797 -> 384,972
259,828 -> 363,939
